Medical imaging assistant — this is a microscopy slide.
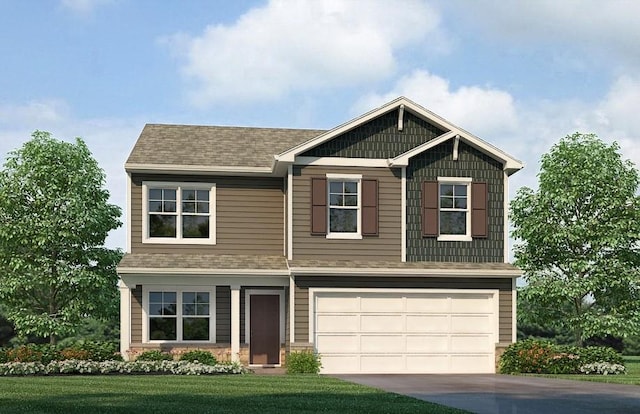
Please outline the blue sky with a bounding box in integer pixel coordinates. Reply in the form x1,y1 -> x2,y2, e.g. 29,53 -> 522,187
2,0 -> 640,251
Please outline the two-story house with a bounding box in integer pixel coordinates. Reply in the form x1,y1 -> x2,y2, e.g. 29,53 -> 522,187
117,97 -> 523,374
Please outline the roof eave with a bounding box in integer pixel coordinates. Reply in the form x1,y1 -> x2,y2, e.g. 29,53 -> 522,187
289,267 -> 522,278
124,163 -> 277,177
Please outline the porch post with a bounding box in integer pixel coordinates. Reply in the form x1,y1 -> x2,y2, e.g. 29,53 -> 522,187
231,284 -> 240,363
118,280 -> 130,360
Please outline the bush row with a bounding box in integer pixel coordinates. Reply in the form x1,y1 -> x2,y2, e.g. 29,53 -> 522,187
135,349 -> 218,365
499,339 -> 625,374
0,360 -> 245,376
0,342 -> 120,363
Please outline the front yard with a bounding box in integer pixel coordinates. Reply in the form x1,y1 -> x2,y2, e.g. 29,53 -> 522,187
0,374 -> 467,414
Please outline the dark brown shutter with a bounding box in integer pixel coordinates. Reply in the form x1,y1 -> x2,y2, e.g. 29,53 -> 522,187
422,181 -> 438,237
361,179 -> 378,236
311,178 -> 327,235
471,182 -> 488,238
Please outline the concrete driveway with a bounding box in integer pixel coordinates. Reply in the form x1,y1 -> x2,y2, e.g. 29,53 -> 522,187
334,374 -> 640,414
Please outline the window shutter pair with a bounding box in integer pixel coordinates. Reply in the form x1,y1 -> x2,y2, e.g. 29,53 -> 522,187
310,178 -> 378,236
421,180 -> 488,238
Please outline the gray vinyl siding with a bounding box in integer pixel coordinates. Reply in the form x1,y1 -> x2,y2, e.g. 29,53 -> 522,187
407,141 -> 505,262
131,174 -> 285,255
292,166 -> 401,260
294,276 -> 513,344
301,110 -> 446,158
216,286 -> 230,343
131,287 -> 143,344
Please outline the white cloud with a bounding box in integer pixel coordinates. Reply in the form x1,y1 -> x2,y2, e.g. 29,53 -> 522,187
0,99 -> 141,250
163,0 -> 444,105
354,70 -> 519,138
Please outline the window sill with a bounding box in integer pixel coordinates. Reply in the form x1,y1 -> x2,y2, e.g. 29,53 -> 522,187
326,233 -> 363,240
142,237 -> 216,245
437,235 -> 472,242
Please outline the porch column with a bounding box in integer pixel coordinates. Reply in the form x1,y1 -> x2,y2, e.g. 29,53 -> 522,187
231,284 -> 240,363
118,280 -> 130,360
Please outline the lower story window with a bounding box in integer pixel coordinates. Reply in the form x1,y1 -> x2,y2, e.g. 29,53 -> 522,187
148,290 -> 212,341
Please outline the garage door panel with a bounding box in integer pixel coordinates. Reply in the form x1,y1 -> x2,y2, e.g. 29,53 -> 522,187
316,314 -> 358,332
406,314 -> 449,332
450,295 -> 493,312
316,295 -> 358,312
406,335 -> 449,352
405,295 -> 449,312
361,355 -> 404,373
321,355 -> 359,373
360,335 -> 404,353
316,334 -> 359,352
451,334 -> 493,352
451,315 -> 492,333
360,296 -> 403,312
360,314 -> 403,332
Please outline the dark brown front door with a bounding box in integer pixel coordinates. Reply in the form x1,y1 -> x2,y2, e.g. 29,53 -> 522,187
250,294 -> 280,365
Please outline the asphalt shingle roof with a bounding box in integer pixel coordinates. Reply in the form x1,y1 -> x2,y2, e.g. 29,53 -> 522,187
118,253 -> 289,271
126,124 -> 326,169
118,254 -> 519,274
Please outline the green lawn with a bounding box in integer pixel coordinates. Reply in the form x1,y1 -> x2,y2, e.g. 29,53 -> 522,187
0,374 -> 467,414
533,356 -> 640,386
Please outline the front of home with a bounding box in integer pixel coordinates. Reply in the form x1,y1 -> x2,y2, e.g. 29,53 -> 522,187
117,97 -> 523,374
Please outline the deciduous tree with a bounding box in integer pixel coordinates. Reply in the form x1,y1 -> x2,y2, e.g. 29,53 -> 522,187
0,131 -> 122,344
511,133 -> 640,345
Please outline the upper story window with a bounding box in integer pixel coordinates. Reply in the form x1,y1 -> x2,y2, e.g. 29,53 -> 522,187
327,174 -> 362,239
422,177 -> 487,241
310,174 -> 378,239
439,181 -> 469,238
142,182 -> 216,244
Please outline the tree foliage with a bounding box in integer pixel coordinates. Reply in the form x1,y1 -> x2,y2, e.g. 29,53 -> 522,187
511,133 -> 640,345
0,131 -> 122,344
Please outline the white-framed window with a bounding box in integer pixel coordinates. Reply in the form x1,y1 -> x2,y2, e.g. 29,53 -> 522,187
326,173 -> 362,239
142,182 -> 216,244
143,287 -> 216,342
438,177 -> 472,241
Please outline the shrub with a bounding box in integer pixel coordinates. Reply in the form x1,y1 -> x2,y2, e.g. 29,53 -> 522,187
286,351 -> 321,374
70,341 -> 122,362
499,339 -> 625,374
4,344 -> 61,364
179,350 -> 217,366
135,350 -> 173,361
580,362 -> 626,375
499,339 -> 556,374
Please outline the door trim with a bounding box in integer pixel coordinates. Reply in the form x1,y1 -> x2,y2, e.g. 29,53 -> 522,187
245,289 -> 285,365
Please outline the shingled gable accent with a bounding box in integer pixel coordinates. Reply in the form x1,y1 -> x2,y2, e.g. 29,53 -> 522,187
276,97 -> 523,175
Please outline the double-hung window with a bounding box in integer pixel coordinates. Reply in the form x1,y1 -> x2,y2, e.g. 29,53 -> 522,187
143,182 -> 216,244
437,177 -> 472,241
146,289 -> 214,342
327,174 -> 361,239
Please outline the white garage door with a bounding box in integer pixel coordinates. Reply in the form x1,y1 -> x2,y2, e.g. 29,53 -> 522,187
312,290 -> 497,374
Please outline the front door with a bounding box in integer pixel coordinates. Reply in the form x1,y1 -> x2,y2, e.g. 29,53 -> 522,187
249,294 -> 280,365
